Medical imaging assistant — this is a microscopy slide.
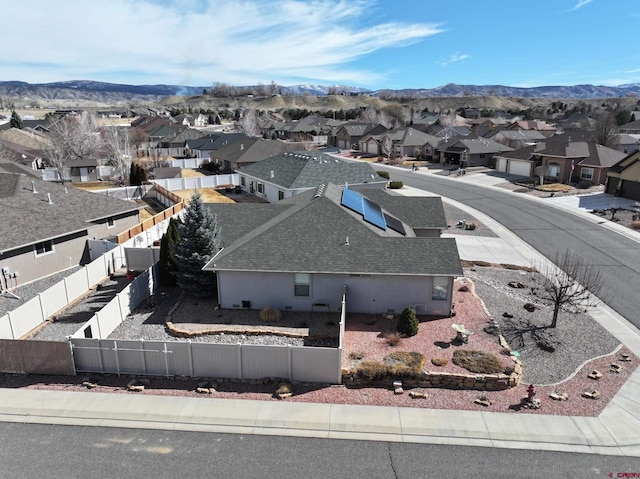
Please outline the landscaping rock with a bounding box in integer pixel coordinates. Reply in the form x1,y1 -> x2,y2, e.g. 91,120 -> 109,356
82,381 -> 98,389
128,384 -> 145,392
458,285 -> 469,292
409,391 -> 427,399
508,281 -> 525,289
474,396 -> 491,407
502,312 -> 514,318
196,387 -> 213,394
587,370 -> 603,380
620,353 -> 632,362
523,303 -> 536,312
274,382 -> 293,399
610,364 -> 623,373
549,391 -> 569,401
394,387 -> 404,395
582,390 -> 601,400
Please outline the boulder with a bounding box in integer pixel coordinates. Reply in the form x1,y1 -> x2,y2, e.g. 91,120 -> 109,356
587,370 -> 603,380
549,392 -> 569,401
581,390 -> 601,400
409,391 -> 427,399
274,382 -> 293,399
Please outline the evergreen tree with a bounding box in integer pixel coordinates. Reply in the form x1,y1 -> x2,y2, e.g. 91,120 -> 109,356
396,306 -> 419,337
158,217 -> 181,286
10,110 -> 23,129
173,193 -> 220,297
129,163 -> 139,185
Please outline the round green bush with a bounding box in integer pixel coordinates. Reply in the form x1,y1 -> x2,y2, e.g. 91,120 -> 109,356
376,170 -> 390,180
388,181 -> 403,189
396,306 -> 419,337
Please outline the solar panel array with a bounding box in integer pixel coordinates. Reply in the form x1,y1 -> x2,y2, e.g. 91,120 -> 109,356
341,188 -> 406,235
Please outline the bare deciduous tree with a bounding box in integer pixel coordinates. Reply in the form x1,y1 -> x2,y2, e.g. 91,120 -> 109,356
102,125 -> 132,182
43,112 -> 103,183
237,109 -> 261,137
530,250 -> 607,328
591,111 -> 619,148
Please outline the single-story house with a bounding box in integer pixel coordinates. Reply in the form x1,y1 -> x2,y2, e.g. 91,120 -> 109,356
333,123 -> 387,150
359,127 -> 440,159
235,151 -> 388,202
203,183 -> 462,315
0,170 -> 141,285
437,137 -> 513,167
209,138 -> 305,172
605,149 -> 640,200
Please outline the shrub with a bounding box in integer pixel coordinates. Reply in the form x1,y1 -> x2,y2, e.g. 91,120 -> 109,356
259,306 -> 281,322
388,181 -> 403,189
385,351 -> 426,376
465,222 -> 477,230
452,350 -> 504,374
348,351 -> 365,360
431,357 -> 448,367
383,331 -> 403,346
631,220 -> 640,230
376,170 -> 390,180
578,180 -> 593,189
396,306 -> 419,337
355,361 -> 388,380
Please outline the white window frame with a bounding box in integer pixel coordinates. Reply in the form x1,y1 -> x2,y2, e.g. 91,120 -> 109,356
580,167 -> 594,180
431,276 -> 449,301
257,182 -> 264,194
294,273 -> 311,297
34,240 -> 54,257
106,217 -> 115,229
547,162 -> 561,177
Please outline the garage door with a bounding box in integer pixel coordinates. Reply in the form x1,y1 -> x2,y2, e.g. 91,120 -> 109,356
338,140 -> 348,150
508,160 -> 532,176
366,141 -> 378,155
496,158 -> 507,172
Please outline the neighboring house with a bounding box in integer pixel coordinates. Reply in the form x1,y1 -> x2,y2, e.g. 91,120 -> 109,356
359,127 -> 440,159
203,184 -> 462,315
437,136 -> 513,167
532,140 -> 625,185
496,139 -> 626,184
618,119 -> 640,135
236,151 -> 388,203
185,133 -> 248,160
333,123 -> 387,150
486,128 -> 547,150
605,150 -> 640,200
209,138 -> 304,172
173,113 -> 208,127
615,134 -> 640,155
507,120 -> 556,138
0,170 -> 141,286
156,128 -> 204,158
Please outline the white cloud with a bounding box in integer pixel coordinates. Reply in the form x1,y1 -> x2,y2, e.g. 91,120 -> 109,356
0,0 -> 443,86
568,0 -> 593,11
438,53 -> 470,67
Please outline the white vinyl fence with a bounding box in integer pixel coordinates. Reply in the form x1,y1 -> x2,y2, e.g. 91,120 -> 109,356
70,269 -> 346,384
152,173 -> 239,191
0,246 -> 126,340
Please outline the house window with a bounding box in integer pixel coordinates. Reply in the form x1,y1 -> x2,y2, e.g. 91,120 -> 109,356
548,162 -> 561,177
241,176 -> 246,186
580,168 -> 594,180
294,273 -> 310,296
34,240 -> 54,257
257,183 -> 264,194
106,217 -> 115,228
432,277 -> 449,301
278,190 -> 284,200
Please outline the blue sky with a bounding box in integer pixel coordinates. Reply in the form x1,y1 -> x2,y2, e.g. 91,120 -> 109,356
2,0 -> 638,90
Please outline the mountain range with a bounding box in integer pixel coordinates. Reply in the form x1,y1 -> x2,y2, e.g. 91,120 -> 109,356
1,80 -> 640,103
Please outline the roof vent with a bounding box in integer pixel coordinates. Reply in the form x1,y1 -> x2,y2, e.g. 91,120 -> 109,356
47,193 -> 53,205
270,170 -> 275,178
31,181 -> 37,193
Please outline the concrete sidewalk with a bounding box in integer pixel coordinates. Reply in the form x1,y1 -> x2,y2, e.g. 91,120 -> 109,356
1,170 -> 639,457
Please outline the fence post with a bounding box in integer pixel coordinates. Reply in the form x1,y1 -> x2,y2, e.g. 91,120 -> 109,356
187,340 -> 194,377
287,344 -> 293,381
113,340 -> 121,376
140,339 -> 147,374
163,342 -> 170,378
6,312 -> 16,340
237,343 -> 243,380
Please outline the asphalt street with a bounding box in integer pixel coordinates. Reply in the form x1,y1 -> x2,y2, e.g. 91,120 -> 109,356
380,166 -> 640,329
1,422 -> 638,479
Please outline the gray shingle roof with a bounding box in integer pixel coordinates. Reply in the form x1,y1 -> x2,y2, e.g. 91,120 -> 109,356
204,184 -> 461,277
359,189 -> 447,229
238,151 -> 387,188
0,173 -> 141,253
